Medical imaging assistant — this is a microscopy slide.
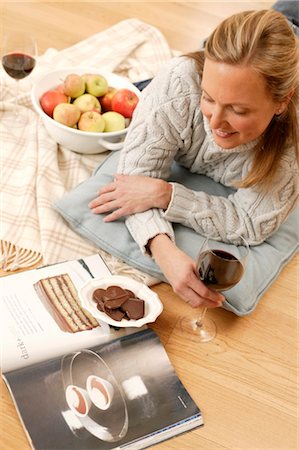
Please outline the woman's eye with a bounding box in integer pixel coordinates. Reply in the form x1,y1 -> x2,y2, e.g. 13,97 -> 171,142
232,107 -> 247,116
202,95 -> 213,103
232,108 -> 247,115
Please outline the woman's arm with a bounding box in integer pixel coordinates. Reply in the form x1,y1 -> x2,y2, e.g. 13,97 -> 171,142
148,233 -> 225,308
164,153 -> 298,245
89,56 -> 203,252
89,174 -> 172,221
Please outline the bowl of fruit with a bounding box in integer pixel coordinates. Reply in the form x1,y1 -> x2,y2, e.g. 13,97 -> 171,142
31,67 -> 140,154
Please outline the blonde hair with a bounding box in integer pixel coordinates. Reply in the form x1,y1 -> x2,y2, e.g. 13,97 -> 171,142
189,9 -> 299,189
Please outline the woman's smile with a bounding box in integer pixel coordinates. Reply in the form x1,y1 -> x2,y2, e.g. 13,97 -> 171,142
214,128 -> 237,139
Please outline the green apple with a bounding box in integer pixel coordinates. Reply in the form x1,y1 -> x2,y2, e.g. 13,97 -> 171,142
63,74 -> 85,98
53,103 -> 81,127
84,73 -> 108,97
73,94 -> 101,113
78,111 -> 105,132
102,111 -> 126,132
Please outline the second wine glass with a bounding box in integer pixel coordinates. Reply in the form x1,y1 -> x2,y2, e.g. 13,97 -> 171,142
1,30 -> 37,127
180,234 -> 249,342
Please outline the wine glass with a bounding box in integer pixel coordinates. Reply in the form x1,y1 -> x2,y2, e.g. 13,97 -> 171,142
1,30 -> 37,127
180,233 -> 249,342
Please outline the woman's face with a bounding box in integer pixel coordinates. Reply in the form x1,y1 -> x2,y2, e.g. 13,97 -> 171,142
200,58 -> 282,149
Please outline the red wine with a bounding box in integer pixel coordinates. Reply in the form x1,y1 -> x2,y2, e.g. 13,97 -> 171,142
2,53 -> 36,80
198,249 -> 244,291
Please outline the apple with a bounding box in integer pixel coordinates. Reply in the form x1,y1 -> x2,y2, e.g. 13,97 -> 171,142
40,90 -> 68,117
53,103 -> 81,127
84,73 -> 108,97
78,111 -> 105,132
102,111 -> 126,132
55,83 -> 66,94
63,73 -> 85,98
73,93 -> 101,113
111,88 -> 139,118
99,86 -> 117,112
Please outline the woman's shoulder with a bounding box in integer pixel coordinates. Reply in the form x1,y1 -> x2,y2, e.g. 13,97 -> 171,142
164,55 -> 200,75
144,56 -> 201,99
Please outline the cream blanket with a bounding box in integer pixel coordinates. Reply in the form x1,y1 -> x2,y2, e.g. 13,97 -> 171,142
0,19 -> 174,283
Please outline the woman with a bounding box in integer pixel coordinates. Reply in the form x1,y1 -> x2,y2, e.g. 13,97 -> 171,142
89,9 -> 298,309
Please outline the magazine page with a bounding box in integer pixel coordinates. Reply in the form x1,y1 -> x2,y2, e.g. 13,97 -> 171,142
1,254 -> 130,372
3,329 -> 203,450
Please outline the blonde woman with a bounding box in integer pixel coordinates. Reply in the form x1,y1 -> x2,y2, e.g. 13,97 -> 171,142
89,10 -> 299,309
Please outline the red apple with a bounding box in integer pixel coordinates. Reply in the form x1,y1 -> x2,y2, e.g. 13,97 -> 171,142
54,83 -> 66,94
99,86 -> 117,112
40,90 -> 68,117
111,89 -> 139,118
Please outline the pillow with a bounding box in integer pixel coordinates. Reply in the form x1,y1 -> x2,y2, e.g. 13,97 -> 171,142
54,151 -> 299,316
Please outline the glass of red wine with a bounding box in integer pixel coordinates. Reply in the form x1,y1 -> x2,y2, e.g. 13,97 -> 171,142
180,234 -> 249,342
1,31 -> 37,126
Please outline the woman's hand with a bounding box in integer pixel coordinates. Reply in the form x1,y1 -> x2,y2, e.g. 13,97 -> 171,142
88,174 -> 172,222
149,234 -> 225,309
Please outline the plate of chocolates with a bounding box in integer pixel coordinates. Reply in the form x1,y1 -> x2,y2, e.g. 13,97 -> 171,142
79,275 -> 163,327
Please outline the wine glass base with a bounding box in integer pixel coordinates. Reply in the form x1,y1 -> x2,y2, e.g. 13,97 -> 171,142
180,315 -> 217,343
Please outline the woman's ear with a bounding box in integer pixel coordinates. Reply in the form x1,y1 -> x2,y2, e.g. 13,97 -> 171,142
275,90 -> 295,115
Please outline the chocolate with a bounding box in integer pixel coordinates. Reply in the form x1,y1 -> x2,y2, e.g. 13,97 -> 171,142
121,297 -> 145,320
96,301 -> 105,312
92,288 -> 107,302
104,294 -> 129,310
106,285 -> 127,298
91,285 -> 145,321
104,306 -> 126,321
124,289 -> 135,298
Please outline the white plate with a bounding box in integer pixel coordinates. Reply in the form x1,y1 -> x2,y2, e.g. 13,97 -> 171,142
79,275 -> 163,328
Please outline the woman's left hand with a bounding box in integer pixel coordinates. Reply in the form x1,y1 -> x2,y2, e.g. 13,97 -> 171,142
88,174 -> 172,222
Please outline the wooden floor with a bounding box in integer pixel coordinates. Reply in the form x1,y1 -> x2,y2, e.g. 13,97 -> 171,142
1,1 -> 298,450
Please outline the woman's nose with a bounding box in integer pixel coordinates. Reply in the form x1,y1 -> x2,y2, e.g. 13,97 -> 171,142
208,106 -> 227,129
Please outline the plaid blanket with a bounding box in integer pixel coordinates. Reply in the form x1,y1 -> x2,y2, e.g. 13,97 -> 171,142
0,19 -> 174,283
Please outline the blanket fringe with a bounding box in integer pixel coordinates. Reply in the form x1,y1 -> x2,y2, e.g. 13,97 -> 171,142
0,240 -> 42,272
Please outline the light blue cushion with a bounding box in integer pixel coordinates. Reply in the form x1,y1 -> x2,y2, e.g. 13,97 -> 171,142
54,151 -> 299,316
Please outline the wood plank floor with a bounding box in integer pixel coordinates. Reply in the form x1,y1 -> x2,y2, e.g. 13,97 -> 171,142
1,2 -> 297,449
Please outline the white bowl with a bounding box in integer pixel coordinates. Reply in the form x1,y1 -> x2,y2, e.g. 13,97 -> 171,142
79,275 -> 163,328
31,67 -> 140,154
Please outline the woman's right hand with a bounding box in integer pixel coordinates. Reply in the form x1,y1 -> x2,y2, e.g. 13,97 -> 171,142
148,234 -> 225,309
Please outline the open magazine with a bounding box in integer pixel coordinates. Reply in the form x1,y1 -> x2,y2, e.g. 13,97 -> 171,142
1,253 -> 203,449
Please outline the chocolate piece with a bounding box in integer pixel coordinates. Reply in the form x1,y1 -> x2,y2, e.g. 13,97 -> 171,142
92,288 -> 107,303
124,289 -> 135,298
104,293 -> 129,310
96,301 -> 105,312
91,284 -> 145,322
104,306 -> 126,321
106,285 -> 127,299
121,297 -> 145,320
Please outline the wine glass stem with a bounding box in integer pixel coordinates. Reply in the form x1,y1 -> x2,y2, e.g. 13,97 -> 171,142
14,80 -> 20,116
196,307 -> 208,327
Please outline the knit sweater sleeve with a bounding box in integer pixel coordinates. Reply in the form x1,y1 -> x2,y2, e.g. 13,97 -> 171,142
117,57 -> 202,253
164,148 -> 298,245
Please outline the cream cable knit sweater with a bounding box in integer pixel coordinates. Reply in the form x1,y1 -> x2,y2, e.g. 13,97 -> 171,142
117,56 -> 298,253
